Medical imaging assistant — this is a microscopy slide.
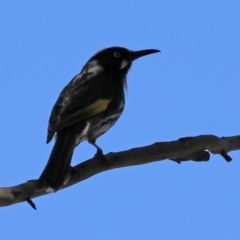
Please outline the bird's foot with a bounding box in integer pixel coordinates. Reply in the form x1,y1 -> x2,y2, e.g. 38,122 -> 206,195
90,141 -> 110,167
95,149 -> 110,167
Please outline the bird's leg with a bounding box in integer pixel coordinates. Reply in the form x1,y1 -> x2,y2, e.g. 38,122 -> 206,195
90,142 -> 110,166
91,142 -> 104,155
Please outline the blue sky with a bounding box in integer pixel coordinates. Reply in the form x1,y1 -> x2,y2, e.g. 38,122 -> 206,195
1,1 -> 240,239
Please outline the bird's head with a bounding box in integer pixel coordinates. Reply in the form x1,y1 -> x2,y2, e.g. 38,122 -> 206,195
84,47 -> 160,74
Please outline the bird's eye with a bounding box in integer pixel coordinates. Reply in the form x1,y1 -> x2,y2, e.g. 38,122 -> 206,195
114,52 -> 120,57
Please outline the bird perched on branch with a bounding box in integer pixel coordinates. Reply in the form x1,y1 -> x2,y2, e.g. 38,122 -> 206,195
39,46 -> 160,190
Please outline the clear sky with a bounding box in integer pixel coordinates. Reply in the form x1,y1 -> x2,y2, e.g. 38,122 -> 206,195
1,1 -> 240,239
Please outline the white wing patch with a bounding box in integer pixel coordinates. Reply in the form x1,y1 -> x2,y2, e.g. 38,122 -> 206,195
86,60 -> 104,73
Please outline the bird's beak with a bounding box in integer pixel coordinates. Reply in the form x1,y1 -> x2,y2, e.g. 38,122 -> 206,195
130,49 -> 160,61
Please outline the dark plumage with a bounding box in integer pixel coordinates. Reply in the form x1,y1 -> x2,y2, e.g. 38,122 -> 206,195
39,46 -> 160,190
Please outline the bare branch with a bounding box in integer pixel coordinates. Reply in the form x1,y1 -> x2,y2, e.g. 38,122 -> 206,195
0,134 -> 239,208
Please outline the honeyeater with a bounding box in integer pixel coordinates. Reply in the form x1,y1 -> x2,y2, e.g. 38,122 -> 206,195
39,46 -> 160,190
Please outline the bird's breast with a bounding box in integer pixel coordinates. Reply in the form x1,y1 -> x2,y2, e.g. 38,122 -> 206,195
87,95 -> 125,142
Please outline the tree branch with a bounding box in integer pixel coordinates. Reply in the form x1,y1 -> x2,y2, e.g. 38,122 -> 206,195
0,134 -> 239,209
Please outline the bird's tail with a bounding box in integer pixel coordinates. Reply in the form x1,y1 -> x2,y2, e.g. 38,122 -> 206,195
39,128 -> 76,190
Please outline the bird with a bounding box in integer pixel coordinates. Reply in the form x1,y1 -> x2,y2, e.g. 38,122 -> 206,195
38,46 -> 160,190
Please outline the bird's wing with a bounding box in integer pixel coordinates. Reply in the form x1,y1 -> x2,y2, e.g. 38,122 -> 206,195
47,72 -> 113,142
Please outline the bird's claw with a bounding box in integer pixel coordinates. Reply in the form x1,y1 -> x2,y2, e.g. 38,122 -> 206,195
95,151 -> 110,167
